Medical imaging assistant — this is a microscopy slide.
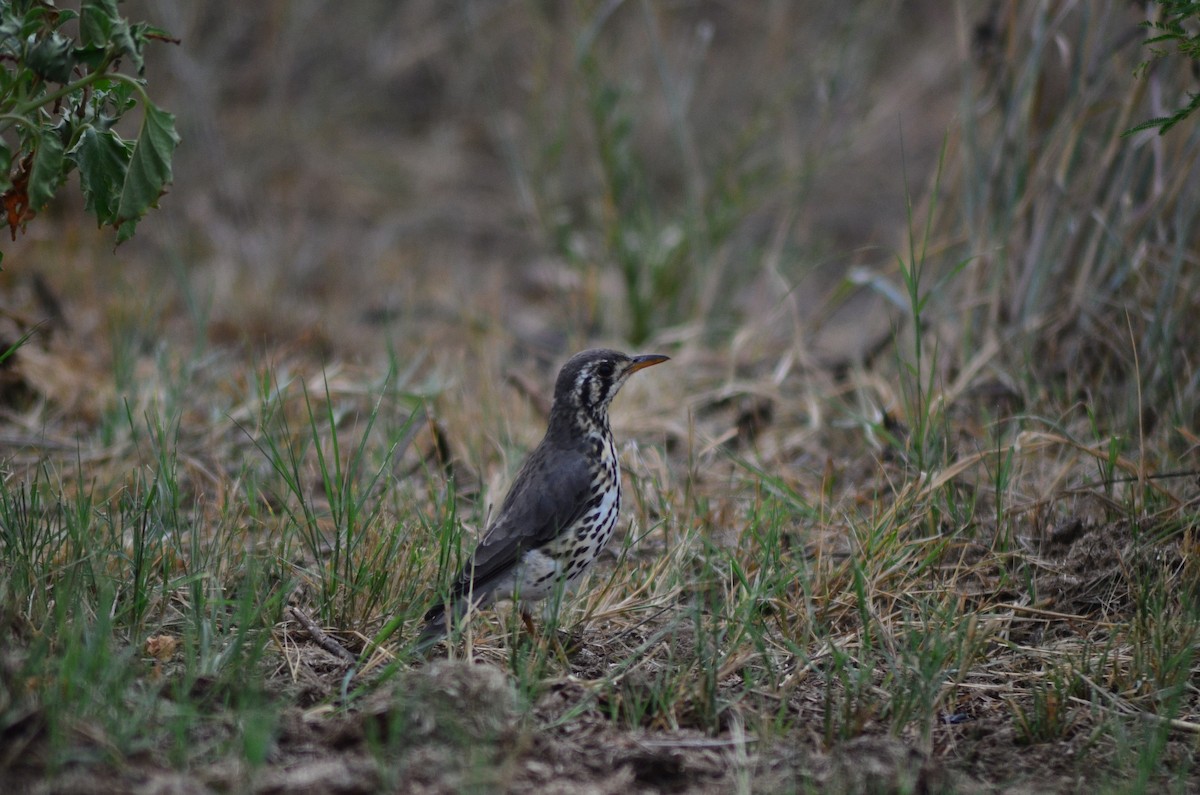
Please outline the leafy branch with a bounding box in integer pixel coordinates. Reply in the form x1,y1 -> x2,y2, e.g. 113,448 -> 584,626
1125,0 -> 1200,136
0,0 -> 179,262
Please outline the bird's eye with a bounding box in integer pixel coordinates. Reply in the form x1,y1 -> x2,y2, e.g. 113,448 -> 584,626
597,362 -> 615,379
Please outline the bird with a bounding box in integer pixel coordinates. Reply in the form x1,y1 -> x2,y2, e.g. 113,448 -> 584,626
417,348 -> 669,650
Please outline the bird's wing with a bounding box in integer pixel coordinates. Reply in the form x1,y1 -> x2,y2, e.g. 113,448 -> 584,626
451,444 -> 593,600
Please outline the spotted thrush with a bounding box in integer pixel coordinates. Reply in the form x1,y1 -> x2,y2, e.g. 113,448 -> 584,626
418,348 -> 669,648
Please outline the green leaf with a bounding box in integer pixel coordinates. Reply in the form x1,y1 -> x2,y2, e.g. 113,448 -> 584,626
80,0 -> 119,48
115,217 -> 137,244
71,126 -> 130,225
0,18 -> 22,51
72,43 -> 107,70
1123,116 -> 1176,137
28,132 -> 65,211
26,31 -> 75,83
115,102 -> 178,239
95,78 -> 138,121
109,21 -> 141,74
82,0 -> 141,73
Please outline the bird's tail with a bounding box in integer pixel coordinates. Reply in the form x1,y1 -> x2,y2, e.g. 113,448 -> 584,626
416,576 -> 499,652
413,599 -> 462,653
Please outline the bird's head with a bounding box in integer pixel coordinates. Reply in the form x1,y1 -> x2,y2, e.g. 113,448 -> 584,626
550,348 -> 669,431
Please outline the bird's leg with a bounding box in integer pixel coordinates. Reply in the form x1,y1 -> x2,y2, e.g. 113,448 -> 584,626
520,608 -> 537,639
519,607 -> 570,664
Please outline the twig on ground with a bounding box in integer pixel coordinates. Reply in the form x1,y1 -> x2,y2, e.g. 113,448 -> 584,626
289,606 -> 356,662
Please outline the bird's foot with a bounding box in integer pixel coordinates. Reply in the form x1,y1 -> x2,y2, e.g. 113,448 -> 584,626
517,610 -> 580,664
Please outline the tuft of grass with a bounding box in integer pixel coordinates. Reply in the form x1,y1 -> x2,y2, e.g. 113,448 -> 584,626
244,365 -> 426,627
1010,664 -> 1082,746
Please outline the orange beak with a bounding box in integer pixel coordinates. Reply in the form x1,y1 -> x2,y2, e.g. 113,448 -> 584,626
625,354 -> 670,374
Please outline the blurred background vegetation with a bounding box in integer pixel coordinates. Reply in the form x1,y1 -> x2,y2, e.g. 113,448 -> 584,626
8,1 -> 964,361
8,1 -> 1195,441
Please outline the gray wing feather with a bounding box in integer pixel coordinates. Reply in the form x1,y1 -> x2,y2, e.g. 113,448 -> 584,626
450,443 -> 592,601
